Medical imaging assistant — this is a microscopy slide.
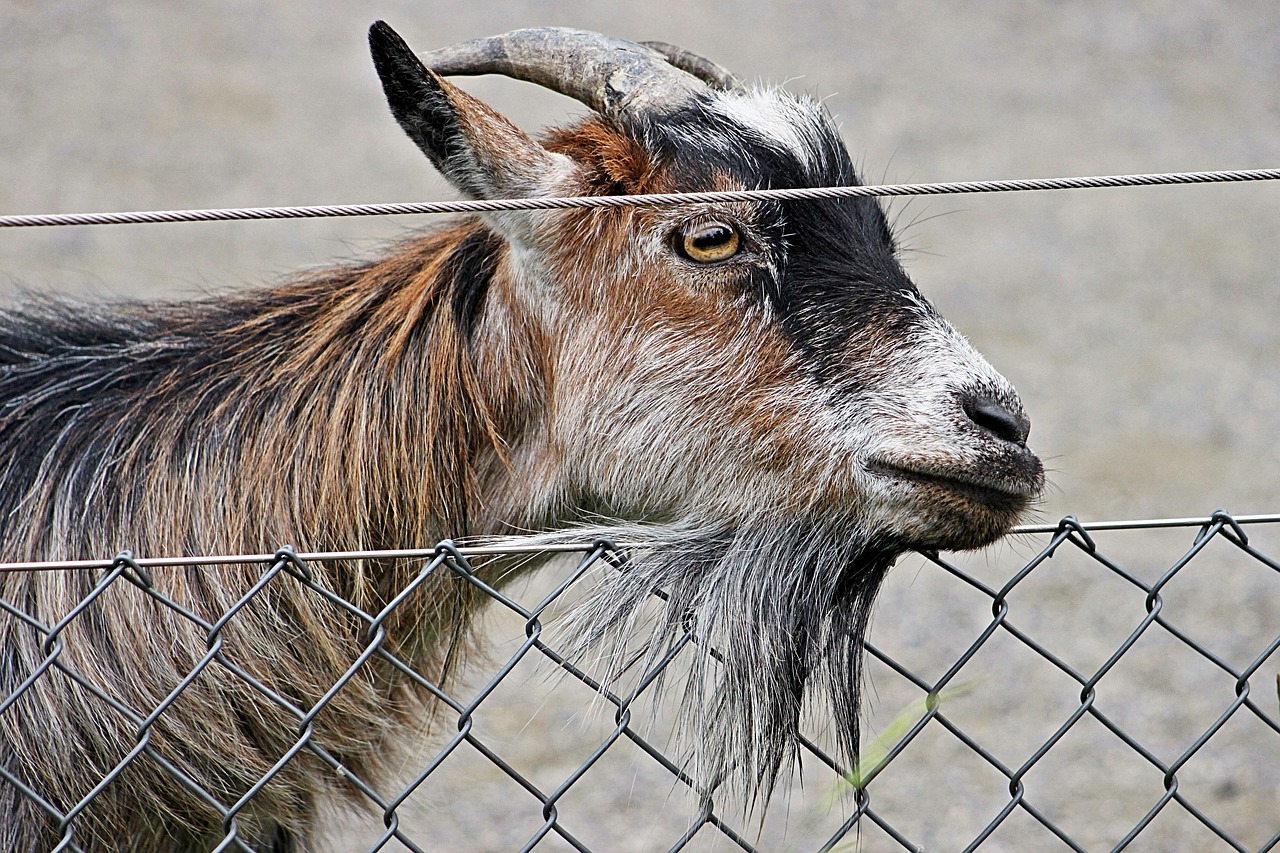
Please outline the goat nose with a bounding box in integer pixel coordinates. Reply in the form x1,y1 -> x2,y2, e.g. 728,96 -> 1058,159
962,393 -> 1030,445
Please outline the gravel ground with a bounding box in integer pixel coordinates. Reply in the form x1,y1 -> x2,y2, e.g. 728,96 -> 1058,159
3,2 -> 1279,850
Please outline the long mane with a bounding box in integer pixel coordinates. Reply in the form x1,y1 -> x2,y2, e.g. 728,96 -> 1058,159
0,221 -> 518,564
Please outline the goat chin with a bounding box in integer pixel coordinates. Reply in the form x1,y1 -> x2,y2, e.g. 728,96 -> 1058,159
488,516 -> 896,806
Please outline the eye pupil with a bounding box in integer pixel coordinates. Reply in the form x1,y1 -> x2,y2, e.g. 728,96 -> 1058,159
678,221 -> 742,263
693,226 -> 731,249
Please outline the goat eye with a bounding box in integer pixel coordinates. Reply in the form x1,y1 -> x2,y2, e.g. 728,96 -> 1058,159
676,221 -> 742,263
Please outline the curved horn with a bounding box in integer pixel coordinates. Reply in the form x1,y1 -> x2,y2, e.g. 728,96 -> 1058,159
417,27 -> 711,119
639,41 -> 743,91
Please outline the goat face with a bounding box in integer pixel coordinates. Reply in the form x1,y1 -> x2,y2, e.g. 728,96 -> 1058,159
370,23 -> 1044,799
370,23 -> 1043,551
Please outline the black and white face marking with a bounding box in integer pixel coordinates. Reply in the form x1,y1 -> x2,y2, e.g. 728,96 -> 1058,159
623,85 -> 1044,549
638,90 -> 918,380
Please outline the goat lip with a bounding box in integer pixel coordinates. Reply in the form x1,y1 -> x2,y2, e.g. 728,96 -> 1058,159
865,458 -> 1039,506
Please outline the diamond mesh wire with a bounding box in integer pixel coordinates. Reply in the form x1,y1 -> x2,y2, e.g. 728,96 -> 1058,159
1,513 -> 1277,852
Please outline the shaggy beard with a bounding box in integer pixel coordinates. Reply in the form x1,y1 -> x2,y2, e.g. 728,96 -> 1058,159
518,517 -> 897,805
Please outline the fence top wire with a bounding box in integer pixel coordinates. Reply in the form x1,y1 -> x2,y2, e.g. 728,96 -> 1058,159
1,168 -> 1278,229
1,512 -> 1278,574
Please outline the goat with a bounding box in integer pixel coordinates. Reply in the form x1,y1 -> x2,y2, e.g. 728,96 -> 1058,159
0,22 -> 1044,852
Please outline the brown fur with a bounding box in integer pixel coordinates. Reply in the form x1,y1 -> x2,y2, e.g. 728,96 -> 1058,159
0,220 -> 556,850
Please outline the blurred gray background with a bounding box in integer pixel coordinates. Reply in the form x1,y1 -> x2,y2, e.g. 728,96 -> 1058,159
2,2 -> 1278,850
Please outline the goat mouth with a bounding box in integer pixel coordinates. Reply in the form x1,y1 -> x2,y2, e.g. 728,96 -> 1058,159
865,458 -> 1039,509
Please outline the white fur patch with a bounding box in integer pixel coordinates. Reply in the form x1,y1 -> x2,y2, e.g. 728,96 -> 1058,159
711,88 -> 829,171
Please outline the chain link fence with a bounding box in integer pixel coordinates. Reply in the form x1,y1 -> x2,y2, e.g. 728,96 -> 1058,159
2,512 -> 1278,852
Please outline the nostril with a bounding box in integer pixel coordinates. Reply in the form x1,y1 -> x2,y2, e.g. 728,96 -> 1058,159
962,394 -> 1030,445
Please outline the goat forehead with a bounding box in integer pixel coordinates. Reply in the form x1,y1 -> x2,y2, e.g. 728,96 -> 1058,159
709,89 -> 835,173
653,88 -> 850,189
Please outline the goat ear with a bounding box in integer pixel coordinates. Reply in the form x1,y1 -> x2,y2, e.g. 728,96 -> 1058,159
369,21 -> 568,204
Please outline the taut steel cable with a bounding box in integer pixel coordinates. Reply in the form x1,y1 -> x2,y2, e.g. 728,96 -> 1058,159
1,168 -> 1278,229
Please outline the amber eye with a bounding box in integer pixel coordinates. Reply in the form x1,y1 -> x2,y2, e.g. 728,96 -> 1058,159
676,221 -> 742,263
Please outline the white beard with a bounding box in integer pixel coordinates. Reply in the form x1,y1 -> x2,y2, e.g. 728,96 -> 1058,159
501,514 -> 897,804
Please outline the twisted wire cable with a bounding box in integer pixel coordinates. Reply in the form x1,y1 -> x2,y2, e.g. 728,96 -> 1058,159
2,168 -> 1278,229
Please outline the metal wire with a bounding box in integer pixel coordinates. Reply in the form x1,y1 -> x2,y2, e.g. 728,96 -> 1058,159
3,512 -> 1279,575
1,513 -> 1277,851
1,168 -> 1278,229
